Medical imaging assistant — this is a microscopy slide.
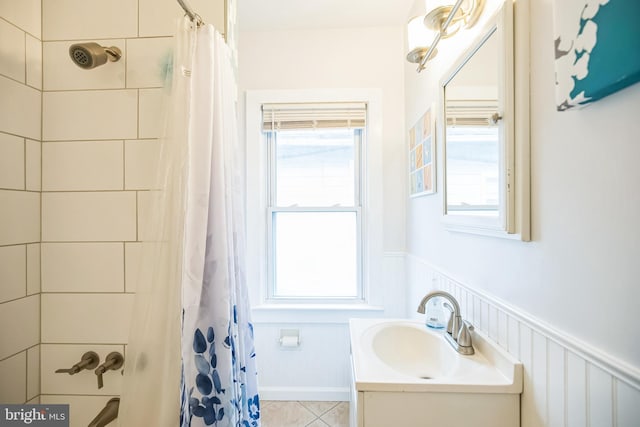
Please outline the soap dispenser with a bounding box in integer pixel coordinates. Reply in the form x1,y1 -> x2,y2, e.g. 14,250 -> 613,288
425,297 -> 447,329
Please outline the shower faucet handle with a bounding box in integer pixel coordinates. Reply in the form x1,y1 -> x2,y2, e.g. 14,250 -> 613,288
94,352 -> 124,389
55,351 -> 100,375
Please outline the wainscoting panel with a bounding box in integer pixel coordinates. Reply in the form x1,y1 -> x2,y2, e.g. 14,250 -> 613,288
407,254 -> 640,427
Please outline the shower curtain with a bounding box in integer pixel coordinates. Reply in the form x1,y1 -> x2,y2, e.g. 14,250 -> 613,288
118,18 -> 260,427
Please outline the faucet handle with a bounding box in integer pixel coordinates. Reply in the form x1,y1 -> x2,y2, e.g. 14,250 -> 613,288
55,351 -> 99,375
94,352 -> 124,389
457,322 -> 474,349
442,302 -> 454,334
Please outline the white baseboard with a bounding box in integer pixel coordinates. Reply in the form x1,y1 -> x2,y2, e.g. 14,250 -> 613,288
259,386 -> 350,402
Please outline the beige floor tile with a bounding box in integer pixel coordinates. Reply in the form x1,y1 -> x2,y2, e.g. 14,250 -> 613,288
261,400 -> 275,410
299,401 -> 339,417
320,402 -> 350,427
261,401 -> 316,427
306,420 -> 330,427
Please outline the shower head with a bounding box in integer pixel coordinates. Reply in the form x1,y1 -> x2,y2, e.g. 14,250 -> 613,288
69,42 -> 122,69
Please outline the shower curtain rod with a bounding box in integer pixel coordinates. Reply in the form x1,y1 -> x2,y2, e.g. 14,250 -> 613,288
177,0 -> 204,25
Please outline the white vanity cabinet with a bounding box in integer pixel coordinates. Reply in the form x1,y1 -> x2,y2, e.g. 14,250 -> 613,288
349,318 -> 522,427
349,382 -> 519,427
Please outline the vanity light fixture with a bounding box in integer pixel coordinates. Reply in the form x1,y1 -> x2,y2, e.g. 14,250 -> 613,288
407,0 -> 486,72
406,14 -> 438,65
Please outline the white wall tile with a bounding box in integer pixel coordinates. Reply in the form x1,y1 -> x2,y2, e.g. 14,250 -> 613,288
25,139 -> 41,191
137,190 -> 162,241
0,0 -> 41,38
25,34 -> 41,89
26,396 -> 40,404
26,243 -> 40,295
126,37 -> 173,88
41,293 -> 134,343
42,140 -> 124,191
43,40 -> 125,90
0,351 -> 27,404
0,18 -> 26,82
125,139 -> 160,190
0,245 -> 26,303
41,344 -> 124,395
139,0 -> 225,37
0,76 -> 41,140
41,395 -> 117,427
0,190 -> 40,245
27,345 -> 40,400
43,90 -> 137,141
589,364 -> 613,427
124,242 -> 142,292
139,88 -> 164,138
617,379 -> 640,427
0,295 -> 39,359
42,243 -> 124,292
0,133 -> 25,190
42,192 -> 136,242
42,0 -> 137,41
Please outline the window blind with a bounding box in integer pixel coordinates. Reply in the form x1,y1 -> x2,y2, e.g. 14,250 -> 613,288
262,102 -> 367,131
445,99 -> 499,126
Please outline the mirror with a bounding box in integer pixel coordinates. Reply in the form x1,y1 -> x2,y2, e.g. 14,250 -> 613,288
444,30 -> 500,218
441,0 -> 529,240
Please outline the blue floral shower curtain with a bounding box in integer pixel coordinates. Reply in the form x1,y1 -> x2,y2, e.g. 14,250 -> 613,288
178,22 -> 260,427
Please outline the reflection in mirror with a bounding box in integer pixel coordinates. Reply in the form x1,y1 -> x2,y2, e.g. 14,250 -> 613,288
440,0 -> 529,240
444,29 -> 502,219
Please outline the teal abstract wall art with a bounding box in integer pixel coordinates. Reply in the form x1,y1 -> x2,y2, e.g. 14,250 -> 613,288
553,0 -> 640,111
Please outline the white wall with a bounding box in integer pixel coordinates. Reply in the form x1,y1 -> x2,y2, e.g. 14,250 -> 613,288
239,26 -> 407,399
0,0 -> 42,405
404,0 -> 640,424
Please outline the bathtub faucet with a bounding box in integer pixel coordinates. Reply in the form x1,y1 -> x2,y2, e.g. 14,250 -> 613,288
417,290 -> 474,355
88,398 -> 119,427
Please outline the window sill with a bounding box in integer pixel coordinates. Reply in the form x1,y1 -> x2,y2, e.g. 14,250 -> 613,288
250,303 -> 385,324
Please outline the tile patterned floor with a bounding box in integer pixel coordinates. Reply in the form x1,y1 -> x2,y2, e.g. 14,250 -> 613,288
261,401 -> 350,427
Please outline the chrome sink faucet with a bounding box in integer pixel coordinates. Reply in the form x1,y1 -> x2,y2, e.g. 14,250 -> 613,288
417,290 -> 474,355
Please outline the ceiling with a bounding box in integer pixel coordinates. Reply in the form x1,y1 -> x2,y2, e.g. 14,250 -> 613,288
238,0 -> 416,32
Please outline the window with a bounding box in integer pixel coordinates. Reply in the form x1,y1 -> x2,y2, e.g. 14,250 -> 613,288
445,125 -> 500,215
263,103 -> 366,300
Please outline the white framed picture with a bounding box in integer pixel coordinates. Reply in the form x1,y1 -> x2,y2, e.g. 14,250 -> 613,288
409,104 -> 436,197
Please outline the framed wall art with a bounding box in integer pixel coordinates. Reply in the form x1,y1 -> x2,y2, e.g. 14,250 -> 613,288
409,104 -> 436,197
553,0 -> 640,110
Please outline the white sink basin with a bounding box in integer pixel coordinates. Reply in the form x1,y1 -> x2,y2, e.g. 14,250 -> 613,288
350,318 -> 522,393
371,322 -> 455,380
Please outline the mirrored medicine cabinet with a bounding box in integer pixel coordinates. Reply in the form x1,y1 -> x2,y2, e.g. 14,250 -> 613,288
440,0 -> 530,240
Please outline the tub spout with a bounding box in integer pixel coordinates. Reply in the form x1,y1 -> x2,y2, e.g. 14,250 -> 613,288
88,398 -> 119,427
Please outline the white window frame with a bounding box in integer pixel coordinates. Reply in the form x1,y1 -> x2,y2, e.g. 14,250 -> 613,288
245,89 -> 384,322
265,127 -> 364,301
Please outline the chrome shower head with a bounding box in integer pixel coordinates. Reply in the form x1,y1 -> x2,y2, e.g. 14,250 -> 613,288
69,42 -> 122,69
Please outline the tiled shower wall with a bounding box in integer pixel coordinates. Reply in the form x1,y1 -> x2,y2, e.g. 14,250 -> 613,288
407,254 -> 640,427
28,0 -> 223,425
0,0 -> 42,406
